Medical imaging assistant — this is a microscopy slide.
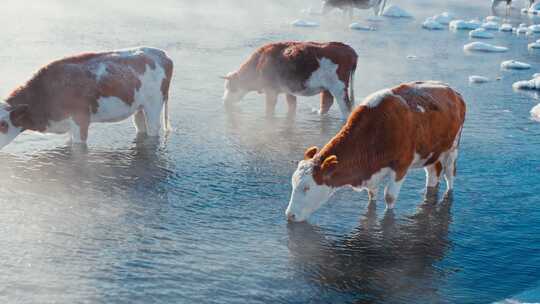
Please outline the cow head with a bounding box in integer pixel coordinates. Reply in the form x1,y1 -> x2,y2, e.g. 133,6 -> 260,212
285,146 -> 338,222
0,104 -> 29,149
222,72 -> 249,108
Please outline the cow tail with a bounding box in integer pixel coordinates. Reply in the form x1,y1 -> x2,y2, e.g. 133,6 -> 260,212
163,96 -> 171,132
349,63 -> 356,108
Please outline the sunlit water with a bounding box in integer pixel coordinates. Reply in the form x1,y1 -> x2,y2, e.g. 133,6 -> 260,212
1,0 -> 539,303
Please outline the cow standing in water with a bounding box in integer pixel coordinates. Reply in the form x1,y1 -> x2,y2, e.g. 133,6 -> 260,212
0,47 -> 173,149
223,41 -> 358,120
286,81 -> 466,222
322,0 -> 387,17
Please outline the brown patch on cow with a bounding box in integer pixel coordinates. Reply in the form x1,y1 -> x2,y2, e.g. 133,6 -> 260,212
309,81 -> 466,187
435,161 -> 443,177
160,56 -> 174,101
5,48 -> 171,133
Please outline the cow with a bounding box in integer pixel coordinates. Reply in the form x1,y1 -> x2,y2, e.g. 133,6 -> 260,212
322,0 -> 387,18
285,81 -> 466,222
0,47 -> 173,150
223,41 -> 358,120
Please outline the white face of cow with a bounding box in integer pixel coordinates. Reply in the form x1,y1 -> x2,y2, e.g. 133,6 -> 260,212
0,104 -> 27,150
222,73 -> 248,107
285,160 -> 333,222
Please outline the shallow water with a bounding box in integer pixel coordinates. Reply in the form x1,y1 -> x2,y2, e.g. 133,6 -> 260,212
1,0 -> 539,303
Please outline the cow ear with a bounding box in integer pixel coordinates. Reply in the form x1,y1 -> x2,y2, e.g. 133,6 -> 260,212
9,104 -> 30,126
304,146 -> 318,160
321,155 -> 338,180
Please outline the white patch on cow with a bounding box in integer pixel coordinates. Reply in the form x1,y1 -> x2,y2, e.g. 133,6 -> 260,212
45,118 -> 73,134
299,57 -> 345,96
417,105 -> 426,112
410,152 -> 434,168
285,159 -> 334,222
359,88 -> 393,108
351,167 -> 391,192
0,104 -> 24,149
93,63 -> 108,81
91,61 -> 166,135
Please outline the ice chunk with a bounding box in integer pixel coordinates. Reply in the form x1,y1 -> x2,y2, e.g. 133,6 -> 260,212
450,19 -> 481,30
291,19 -> 320,27
533,73 -> 540,78
513,77 -> 540,90
529,24 -> 540,33
528,42 -> 540,49
531,104 -> 540,121
470,28 -> 495,39
469,75 -> 490,83
422,17 -> 444,30
482,21 -> 500,30
464,42 -> 508,52
349,22 -> 375,31
382,5 -> 413,18
501,60 -> 531,70
499,23 -> 513,32
432,12 -> 454,24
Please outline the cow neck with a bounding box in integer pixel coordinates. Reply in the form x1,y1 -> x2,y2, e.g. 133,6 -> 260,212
5,77 -> 46,132
314,109 -> 374,188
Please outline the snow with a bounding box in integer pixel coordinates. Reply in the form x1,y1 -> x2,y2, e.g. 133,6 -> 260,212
432,12 -> 454,24
515,25 -> 529,35
464,42 -> 508,52
501,60 -> 531,70
513,77 -> 540,90
531,104 -> 540,122
469,75 -> 490,83
349,23 -> 375,31
470,28 -> 494,39
291,19 -> 319,27
499,23 -> 513,32
450,19 -> 481,30
423,17 -> 444,30
382,5 -> 413,18
482,21 -> 500,30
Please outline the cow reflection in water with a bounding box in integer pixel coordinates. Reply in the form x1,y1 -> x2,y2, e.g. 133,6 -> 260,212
0,135 -> 173,198
287,195 -> 452,303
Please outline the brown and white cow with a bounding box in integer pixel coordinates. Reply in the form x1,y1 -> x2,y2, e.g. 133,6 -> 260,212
285,81 -> 466,222
0,47 -> 173,149
223,41 -> 358,120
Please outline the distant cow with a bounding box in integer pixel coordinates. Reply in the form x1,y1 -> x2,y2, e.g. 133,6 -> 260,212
322,0 -> 387,17
223,41 -> 358,120
0,47 -> 173,149
285,81 -> 466,222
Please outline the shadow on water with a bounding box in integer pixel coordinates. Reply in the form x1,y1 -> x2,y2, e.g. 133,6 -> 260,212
287,194 -> 453,304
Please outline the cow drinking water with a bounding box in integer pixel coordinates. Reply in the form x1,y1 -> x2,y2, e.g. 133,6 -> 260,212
0,47 -> 173,150
223,41 -> 358,120
285,81 -> 466,222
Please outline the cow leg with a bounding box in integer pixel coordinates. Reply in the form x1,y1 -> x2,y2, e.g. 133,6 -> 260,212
384,171 -> 405,210
143,105 -> 162,137
265,91 -> 278,117
70,115 -> 89,144
132,110 -> 148,134
367,186 -> 379,202
443,149 -> 459,192
286,94 -> 297,118
425,161 -> 443,200
318,90 -> 334,115
330,88 -> 351,120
